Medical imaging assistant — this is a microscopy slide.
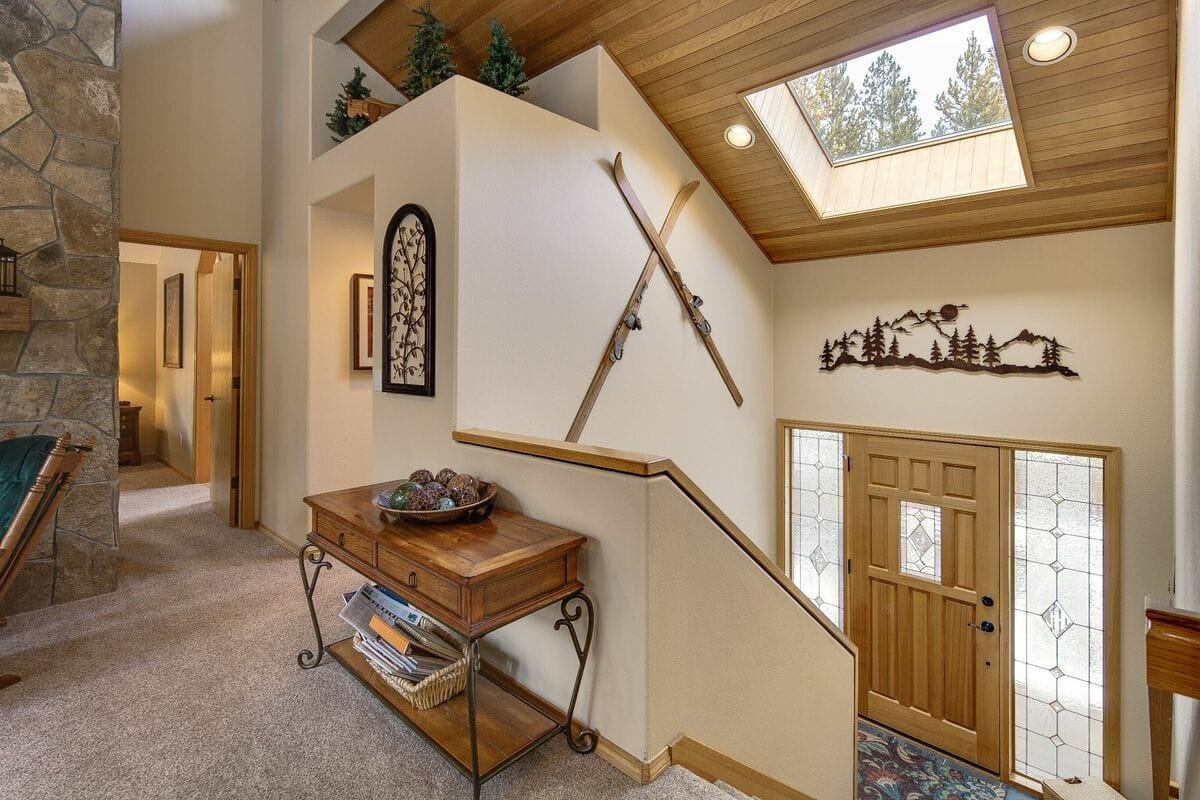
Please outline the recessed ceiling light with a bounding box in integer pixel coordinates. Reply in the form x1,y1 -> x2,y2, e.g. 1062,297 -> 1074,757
724,124 -> 756,149
1023,26 -> 1077,65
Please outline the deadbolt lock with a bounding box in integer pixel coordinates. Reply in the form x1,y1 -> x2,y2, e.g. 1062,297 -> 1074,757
982,595 -> 995,607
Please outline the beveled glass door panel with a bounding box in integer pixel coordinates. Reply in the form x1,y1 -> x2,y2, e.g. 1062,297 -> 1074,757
848,435 -> 1001,771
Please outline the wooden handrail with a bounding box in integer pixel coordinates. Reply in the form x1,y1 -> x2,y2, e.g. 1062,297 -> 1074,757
453,428 -> 857,655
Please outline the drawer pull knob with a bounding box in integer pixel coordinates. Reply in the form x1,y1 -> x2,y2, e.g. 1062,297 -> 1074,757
337,532 -> 344,547
407,571 -> 417,587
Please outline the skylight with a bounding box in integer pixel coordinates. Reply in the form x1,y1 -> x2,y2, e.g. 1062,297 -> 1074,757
788,15 -> 1012,164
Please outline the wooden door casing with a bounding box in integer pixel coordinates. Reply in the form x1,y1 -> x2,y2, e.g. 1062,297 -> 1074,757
848,435 -> 1002,771
209,253 -> 240,526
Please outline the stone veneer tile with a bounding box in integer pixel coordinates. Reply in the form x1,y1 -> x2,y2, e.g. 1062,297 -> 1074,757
76,305 -> 116,375
55,480 -> 116,545
52,135 -> 113,169
0,148 -> 51,207
0,560 -> 53,616
0,207 -> 56,253
76,5 -> 115,68
50,374 -> 114,431
0,331 -> 24,371
0,113 -> 54,169
0,374 -> 55,421
0,61 -> 32,132
13,49 -> 118,142
43,159 -> 113,211
17,321 -> 85,374
66,255 -> 115,288
53,528 -> 117,603
30,283 -> 110,320
55,191 -> 116,256
36,419 -> 116,482
0,1 -> 53,61
44,33 -> 98,65
18,242 -> 67,286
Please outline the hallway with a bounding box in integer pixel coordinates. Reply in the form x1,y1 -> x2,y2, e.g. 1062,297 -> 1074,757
0,464 -> 717,800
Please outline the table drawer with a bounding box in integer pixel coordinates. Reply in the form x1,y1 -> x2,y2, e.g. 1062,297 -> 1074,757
314,513 -> 375,565
378,546 -> 462,616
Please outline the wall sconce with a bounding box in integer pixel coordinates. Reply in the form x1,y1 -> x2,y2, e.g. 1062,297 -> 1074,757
0,238 -> 18,297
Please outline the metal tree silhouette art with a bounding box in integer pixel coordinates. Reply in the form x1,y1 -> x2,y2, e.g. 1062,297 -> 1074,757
818,304 -> 1078,377
383,205 -> 436,395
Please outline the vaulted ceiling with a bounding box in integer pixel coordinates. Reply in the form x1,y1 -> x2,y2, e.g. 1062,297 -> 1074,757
344,0 -> 1176,263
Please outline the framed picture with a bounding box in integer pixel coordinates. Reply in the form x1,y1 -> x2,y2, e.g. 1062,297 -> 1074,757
163,272 -> 183,368
352,273 -> 374,371
382,204 -> 435,396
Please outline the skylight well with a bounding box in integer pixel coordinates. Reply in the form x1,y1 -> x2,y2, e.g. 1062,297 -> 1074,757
743,12 -> 1031,218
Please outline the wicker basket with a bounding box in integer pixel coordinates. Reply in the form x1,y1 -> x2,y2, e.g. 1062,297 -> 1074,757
357,618 -> 468,710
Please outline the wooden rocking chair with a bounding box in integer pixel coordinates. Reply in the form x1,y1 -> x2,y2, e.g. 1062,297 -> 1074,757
0,431 -> 93,690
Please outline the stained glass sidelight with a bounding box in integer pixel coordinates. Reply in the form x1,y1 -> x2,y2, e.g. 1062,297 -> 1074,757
1013,450 -> 1105,782
788,429 -> 845,628
900,500 -> 942,581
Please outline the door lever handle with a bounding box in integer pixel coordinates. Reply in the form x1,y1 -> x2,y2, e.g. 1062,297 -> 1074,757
203,395 -> 215,402
968,620 -> 996,633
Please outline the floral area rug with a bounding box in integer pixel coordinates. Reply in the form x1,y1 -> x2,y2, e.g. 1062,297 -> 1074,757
858,721 -> 1036,800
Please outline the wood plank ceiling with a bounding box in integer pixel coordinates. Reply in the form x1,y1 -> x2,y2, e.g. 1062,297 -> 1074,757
345,0 -> 1176,263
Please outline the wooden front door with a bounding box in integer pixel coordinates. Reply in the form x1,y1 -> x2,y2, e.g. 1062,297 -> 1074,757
208,252 -> 241,526
847,435 -> 1002,771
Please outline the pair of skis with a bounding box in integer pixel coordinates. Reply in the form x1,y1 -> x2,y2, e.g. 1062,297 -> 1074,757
566,153 -> 743,443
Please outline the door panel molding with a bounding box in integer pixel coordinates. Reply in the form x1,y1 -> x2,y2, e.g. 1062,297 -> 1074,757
776,418 -> 1121,790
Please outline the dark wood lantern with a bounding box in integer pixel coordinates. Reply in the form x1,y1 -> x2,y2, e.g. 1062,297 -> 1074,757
0,238 -> 17,297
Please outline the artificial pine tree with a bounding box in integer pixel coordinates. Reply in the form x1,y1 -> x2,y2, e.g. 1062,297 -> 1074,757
478,18 -> 528,97
402,3 -> 456,98
327,67 -> 373,143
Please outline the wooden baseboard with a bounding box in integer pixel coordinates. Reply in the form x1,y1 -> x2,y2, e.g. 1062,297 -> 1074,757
256,523 -> 301,555
152,456 -> 193,483
477,663 -> 669,783
669,736 -> 817,800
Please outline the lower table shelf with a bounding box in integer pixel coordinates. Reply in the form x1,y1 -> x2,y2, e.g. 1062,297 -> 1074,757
327,637 -> 561,780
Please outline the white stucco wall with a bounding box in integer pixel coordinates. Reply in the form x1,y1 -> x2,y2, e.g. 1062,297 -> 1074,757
774,222 -> 1174,799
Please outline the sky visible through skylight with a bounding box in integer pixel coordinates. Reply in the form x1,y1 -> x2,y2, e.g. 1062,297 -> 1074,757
790,15 -> 1012,162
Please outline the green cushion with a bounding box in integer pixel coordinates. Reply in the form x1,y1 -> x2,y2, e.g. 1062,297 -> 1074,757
0,435 -> 56,537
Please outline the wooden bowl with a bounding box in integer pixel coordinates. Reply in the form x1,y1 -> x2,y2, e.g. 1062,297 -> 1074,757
374,481 -> 497,524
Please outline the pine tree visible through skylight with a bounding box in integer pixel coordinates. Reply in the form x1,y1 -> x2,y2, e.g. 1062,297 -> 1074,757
789,16 -> 1012,162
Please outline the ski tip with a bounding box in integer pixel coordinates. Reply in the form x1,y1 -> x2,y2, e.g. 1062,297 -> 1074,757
613,151 -> 624,174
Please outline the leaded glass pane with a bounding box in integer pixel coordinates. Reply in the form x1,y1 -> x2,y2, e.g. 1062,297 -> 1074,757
788,429 -> 844,629
900,500 -> 941,581
1013,449 -> 1104,782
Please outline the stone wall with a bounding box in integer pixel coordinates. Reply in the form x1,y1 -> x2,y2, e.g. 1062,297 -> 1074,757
0,0 -> 119,614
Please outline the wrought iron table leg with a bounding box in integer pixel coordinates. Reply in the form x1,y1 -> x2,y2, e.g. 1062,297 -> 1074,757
466,639 -> 481,800
297,544 -> 332,669
555,591 -> 598,753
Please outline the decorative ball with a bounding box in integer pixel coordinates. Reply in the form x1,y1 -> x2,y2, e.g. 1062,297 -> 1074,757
435,467 -> 457,484
406,488 -> 437,511
389,482 -> 420,508
449,484 -> 479,506
375,492 -> 393,507
409,468 -> 434,484
447,473 -> 477,493
437,497 -> 456,511
389,492 -> 409,511
423,481 -> 448,500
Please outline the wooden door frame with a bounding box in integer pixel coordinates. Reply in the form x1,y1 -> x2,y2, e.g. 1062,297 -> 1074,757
776,418 -> 1122,794
121,228 -> 259,531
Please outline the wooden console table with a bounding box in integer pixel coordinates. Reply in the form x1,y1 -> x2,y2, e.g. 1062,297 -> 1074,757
1146,600 -> 1200,800
296,481 -> 596,799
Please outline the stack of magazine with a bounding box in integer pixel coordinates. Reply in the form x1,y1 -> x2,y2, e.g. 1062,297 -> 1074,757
340,584 -> 461,681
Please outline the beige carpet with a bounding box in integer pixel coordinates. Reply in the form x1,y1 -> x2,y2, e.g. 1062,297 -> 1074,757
0,464 -> 726,800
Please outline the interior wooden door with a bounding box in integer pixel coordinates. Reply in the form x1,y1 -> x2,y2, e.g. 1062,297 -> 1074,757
847,434 -> 1002,771
208,252 -> 241,526
193,265 -> 213,484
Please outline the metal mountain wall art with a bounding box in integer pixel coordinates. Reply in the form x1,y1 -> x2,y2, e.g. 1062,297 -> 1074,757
819,304 -> 1078,377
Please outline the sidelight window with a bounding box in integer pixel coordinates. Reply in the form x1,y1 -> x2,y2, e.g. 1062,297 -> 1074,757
786,428 -> 846,629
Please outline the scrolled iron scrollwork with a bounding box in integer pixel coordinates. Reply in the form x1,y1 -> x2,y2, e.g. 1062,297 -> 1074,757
297,544 -> 332,669
554,592 -> 598,754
